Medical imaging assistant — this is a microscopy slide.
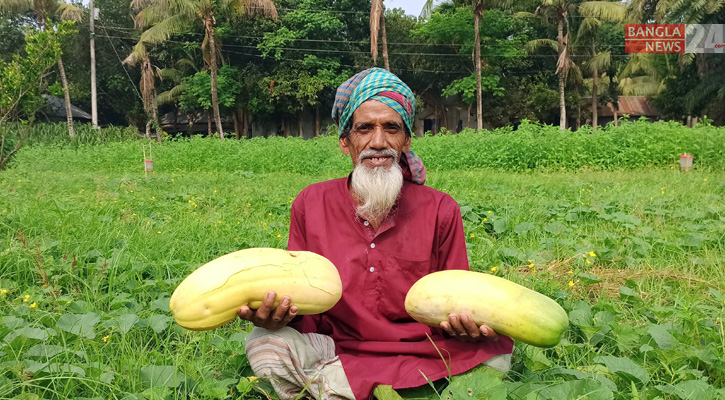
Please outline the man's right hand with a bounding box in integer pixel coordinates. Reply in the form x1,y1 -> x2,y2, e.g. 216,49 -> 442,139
237,290 -> 298,330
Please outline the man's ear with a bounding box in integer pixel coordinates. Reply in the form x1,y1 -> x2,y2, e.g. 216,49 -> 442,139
402,135 -> 411,153
339,137 -> 351,155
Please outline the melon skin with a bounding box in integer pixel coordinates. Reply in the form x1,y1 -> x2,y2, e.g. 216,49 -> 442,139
404,270 -> 569,348
170,248 -> 342,331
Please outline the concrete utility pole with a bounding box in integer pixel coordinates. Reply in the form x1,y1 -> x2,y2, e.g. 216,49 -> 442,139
90,0 -> 98,129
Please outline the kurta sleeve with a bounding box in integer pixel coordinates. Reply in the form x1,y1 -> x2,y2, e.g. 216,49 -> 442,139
287,193 -> 307,252
436,196 -> 470,272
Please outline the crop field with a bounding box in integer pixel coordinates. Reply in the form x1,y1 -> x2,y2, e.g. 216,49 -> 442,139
1,124 -> 724,400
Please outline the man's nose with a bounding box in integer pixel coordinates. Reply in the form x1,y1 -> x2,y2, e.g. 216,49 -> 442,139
369,126 -> 386,149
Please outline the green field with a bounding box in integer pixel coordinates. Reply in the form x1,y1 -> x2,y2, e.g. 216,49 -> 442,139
1,133 -> 724,399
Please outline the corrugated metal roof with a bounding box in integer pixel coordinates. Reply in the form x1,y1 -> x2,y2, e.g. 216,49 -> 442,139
586,96 -> 659,117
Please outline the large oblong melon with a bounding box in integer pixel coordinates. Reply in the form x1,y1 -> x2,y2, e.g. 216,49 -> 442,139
170,248 -> 342,331
404,270 -> 568,347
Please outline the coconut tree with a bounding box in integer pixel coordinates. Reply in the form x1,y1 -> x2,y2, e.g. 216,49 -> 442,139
131,0 -> 277,140
123,42 -> 162,143
421,0 -> 493,131
0,0 -> 82,137
370,0 -> 390,70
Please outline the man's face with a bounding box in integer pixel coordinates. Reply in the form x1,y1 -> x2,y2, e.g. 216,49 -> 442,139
339,100 -> 411,169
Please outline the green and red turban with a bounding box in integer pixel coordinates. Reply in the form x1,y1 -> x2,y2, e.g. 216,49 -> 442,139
332,68 -> 425,184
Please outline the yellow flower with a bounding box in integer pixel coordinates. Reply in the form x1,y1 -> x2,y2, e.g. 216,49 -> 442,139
470,234 -> 475,238
263,223 -> 268,227
217,220 -> 222,224
568,281 -> 575,287
704,178 -> 707,182
490,266 -> 498,273
29,302 -> 37,309
42,284 -> 48,289
17,180 -> 22,183
586,259 -> 592,265
483,218 -> 488,222
151,196 -> 155,200
246,203 -> 251,207
132,213 -> 137,216
102,335 -> 110,343
588,251 -> 596,257
277,234 -> 282,238
268,213 -> 272,216
171,179 -> 175,182
157,231 -> 162,234
487,210 -> 492,214
567,269 -> 573,275
247,376 -> 259,384
0,289 -> 7,294
214,190 -> 218,194
23,294 -> 30,302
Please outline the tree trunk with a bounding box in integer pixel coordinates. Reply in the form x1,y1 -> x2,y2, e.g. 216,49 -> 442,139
474,4 -> 483,131
614,108 -> 618,126
315,105 -> 320,137
467,103 -> 472,127
592,71 -> 598,131
146,121 -> 151,139
243,109 -> 250,139
233,108 -> 241,140
557,17 -> 566,131
576,101 -> 581,130
153,96 -> 162,144
298,110 -> 303,137
381,8 -> 390,71
57,57 -> 75,138
207,110 -> 212,137
205,17 -> 224,141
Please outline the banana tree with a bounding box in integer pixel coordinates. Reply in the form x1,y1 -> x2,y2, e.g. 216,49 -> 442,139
370,0 -> 390,70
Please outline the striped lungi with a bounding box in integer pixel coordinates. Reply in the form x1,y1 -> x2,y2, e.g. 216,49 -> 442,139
245,327 -> 355,400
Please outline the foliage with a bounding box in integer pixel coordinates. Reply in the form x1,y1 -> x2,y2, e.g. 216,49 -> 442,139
178,65 -> 242,112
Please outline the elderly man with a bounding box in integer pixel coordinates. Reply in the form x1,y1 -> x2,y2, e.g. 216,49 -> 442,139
239,68 -> 514,400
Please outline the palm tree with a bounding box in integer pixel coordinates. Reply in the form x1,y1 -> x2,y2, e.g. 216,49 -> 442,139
421,0 -> 489,131
370,0 -> 390,70
123,42 -> 162,143
131,0 -> 277,140
0,0 -> 82,137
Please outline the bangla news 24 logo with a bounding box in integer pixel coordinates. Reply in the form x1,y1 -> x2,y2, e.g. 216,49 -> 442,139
625,24 -> 725,53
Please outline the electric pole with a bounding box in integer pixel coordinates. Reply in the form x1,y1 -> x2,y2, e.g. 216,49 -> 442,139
90,0 -> 98,129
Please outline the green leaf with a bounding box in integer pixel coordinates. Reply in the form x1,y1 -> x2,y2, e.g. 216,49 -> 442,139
647,323 -> 678,350
56,313 -> 100,339
445,365 -> 507,400
373,385 -> 405,400
103,314 -> 139,334
236,377 -> 254,396
536,378 -> 613,400
656,379 -> 720,400
493,218 -> 508,233
140,365 -> 186,388
544,222 -> 569,235
577,273 -> 601,285
150,298 -> 171,313
618,286 -> 638,300
198,378 -> 236,398
4,327 -> 51,343
1,316 -> 26,329
594,355 -> 650,383
140,315 -> 171,334
514,222 -> 535,235
522,346 -> 552,372
140,387 -> 171,400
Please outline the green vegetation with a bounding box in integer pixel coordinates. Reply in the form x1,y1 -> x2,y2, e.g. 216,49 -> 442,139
1,134 -> 723,399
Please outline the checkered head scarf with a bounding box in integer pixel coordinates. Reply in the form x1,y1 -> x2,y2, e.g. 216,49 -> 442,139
332,68 -> 426,185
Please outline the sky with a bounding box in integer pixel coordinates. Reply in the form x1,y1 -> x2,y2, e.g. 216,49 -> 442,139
385,0 -> 440,17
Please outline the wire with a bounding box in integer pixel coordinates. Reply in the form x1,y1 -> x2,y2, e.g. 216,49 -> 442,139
97,20 -> 144,102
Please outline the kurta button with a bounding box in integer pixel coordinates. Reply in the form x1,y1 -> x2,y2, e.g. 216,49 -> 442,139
364,221 -> 369,226
370,243 -> 375,248
369,267 -> 375,272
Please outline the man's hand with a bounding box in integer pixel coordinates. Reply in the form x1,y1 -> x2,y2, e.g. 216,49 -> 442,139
440,313 -> 499,343
237,291 -> 298,331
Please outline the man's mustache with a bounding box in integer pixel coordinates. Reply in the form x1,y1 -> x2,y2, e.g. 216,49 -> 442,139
358,149 -> 399,164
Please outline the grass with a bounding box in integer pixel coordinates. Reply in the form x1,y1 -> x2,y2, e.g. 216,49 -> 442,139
0,136 -> 724,399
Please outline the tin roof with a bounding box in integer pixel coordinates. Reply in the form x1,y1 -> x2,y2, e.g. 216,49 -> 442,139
584,96 -> 659,117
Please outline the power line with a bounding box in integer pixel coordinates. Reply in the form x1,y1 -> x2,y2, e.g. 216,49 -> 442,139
97,20 -> 144,102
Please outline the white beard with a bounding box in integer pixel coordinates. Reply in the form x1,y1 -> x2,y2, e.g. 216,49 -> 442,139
351,149 -> 403,223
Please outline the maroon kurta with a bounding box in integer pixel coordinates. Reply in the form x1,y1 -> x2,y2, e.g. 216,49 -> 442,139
287,177 -> 514,399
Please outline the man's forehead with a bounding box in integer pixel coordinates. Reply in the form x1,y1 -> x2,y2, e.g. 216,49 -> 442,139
352,100 -> 404,123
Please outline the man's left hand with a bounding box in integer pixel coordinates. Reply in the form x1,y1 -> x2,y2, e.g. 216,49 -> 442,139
441,313 -> 499,342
